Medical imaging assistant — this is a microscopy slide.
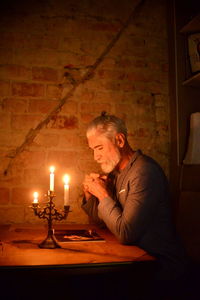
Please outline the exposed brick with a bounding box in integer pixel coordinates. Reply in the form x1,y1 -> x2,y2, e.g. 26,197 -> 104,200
76,88 -> 95,103
77,54 -> 95,67
23,169 -> 48,186
59,133 -> 87,149
161,63 -> 169,72
16,151 -> 46,169
155,107 -> 167,122
111,40 -> 146,57
32,67 -> 58,82
134,82 -> 151,93
14,48 -> 59,66
0,80 -> 10,96
0,65 -> 31,80
136,94 -> 154,105
21,33 -> 59,50
0,113 -> 10,129
61,101 -> 78,114
80,40 -> 106,56
133,128 -> 151,138
28,99 -> 58,114
102,80 -> 136,92
155,138 -> 169,155
47,115 -> 79,129
0,132 -> 25,147
0,188 -> 10,204
156,122 -> 169,137
2,98 -> 28,113
116,57 -> 147,69
80,102 -> 111,114
91,22 -> 121,32
154,94 -> 166,107
0,48 -> 13,64
148,81 -> 169,94
0,165 -> 24,186
97,69 -> 127,80
77,159 -> 101,174
115,103 -> 133,115
46,84 -> 62,99
0,207 -> 24,224
34,133 -> 59,147
92,91 -> 121,104
12,82 -> 45,97
60,36 -> 82,52
148,62 -> 161,71
127,72 -> 151,82
78,150 -> 94,161
129,35 -> 146,47
133,60 -> 147,68
12,187 -> 32,204
0,32 -> 14,48
100,57 -> 116,68
47,151 -> 78,168
80,113 -> 94,124
11,114 -> 42,130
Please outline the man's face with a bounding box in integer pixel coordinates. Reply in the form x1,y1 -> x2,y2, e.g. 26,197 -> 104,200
88,131 -> 121,174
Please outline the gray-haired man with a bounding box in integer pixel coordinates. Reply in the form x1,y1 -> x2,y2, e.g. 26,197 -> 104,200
82,112 -> 188,290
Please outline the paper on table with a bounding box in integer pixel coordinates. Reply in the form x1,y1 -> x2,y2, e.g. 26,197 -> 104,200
54,229 -> 105,242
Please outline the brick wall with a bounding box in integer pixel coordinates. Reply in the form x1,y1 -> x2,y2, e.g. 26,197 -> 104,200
0,0 -> 170,224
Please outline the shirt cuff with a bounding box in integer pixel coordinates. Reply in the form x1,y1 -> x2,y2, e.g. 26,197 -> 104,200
98,196 -> 116,213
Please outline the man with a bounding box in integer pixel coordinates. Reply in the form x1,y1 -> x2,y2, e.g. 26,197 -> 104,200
82,112 -> 188,285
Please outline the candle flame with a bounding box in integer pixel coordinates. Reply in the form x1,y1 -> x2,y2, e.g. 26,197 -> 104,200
33,192 -> 39,198
50,166 -> 55,173
63,174 -> 70,184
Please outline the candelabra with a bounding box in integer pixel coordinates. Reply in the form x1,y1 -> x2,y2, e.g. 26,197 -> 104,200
31,190 -> 70,249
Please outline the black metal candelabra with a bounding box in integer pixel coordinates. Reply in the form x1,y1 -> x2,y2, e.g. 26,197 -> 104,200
31,190 -> 70,249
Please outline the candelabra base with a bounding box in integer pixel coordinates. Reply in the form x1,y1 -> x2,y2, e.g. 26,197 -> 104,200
39,229 -> 61,249
31,190 -> 71,249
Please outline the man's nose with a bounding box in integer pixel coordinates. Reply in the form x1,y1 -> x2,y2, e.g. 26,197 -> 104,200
94,151 -> 101,162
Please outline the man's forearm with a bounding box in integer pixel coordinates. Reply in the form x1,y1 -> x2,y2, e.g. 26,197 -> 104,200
81,196 -> 104,225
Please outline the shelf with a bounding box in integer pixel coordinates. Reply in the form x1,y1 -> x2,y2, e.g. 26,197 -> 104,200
180,13 -> 200,88
182,72 -> 200,87
180,14 -> 200,33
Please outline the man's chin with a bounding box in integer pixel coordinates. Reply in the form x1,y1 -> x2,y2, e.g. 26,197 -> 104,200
100,163 -> 115,174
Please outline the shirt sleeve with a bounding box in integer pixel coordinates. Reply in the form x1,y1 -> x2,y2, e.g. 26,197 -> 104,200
98,162 -> 169,244
81,196 -> 106,227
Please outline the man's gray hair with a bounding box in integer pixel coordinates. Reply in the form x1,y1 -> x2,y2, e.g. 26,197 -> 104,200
86,112 -> 127,140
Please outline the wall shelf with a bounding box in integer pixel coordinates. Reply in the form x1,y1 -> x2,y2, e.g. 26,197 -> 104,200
181,13 -> 200,88
180,14 -> 200,33
182,72 -> 200,87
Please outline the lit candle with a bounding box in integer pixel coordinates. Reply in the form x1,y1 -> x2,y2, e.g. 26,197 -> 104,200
63,174 -> 70,206
50,166 -> 55,191
33,192 -> 39,203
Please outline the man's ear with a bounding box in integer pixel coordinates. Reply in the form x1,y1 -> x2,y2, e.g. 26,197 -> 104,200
115,133 -> 125,148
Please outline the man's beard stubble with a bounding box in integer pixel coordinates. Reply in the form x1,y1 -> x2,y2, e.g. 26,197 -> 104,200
100,150 -> 121,174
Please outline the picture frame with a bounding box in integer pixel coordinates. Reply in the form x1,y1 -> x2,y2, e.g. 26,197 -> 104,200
188,33 -> 200,73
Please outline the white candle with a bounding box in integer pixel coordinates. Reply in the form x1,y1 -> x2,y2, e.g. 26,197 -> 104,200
63,174 -> 70,206
33,192 -> 39,203
50,166 -> 55,191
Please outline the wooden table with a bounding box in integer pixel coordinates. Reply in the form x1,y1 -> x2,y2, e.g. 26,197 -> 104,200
0,223 -> 154,267
0,224 -> 155,299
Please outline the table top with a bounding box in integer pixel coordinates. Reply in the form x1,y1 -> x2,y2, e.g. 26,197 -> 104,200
0,224 -> 154,268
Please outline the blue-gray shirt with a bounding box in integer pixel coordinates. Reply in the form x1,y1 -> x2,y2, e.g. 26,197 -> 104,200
82,150 -> 188,279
